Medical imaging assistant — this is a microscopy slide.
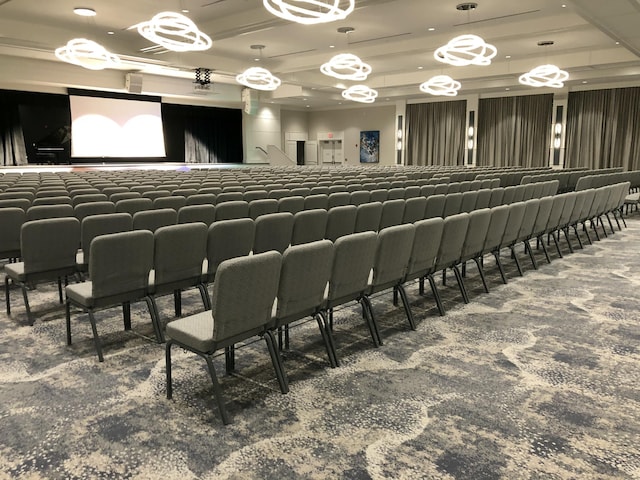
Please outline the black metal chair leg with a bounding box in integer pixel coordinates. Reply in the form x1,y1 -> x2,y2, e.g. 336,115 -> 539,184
537,236 -> 551,263
418,277 -> 425,295
315,313 -> 338,368
452,265 -> 469,303
612,211 -> 622,230
473,257 -> 490,293
599,217 -> 608,238
493,251 -> 508,284
197,284 -> 209,311
319,310 -> 340,367
5,276 -> 11,315
562,228 -> 574,253
582,223 -> 593,245
395,285 -> 416,330
524,241 -> 538,270
392,288 -> 398,306
284,324 -> 290,350
87,310 -> 104,362
65,299 -> 72,345
605,213 -> 615,234
264,330 -> 289,394
21,283 -> 33,326
122,301 -> 131,330
165,340 -> 174,399
145,296 -> 164,343
225,345 -> 235,373
173,290 -> 182,317
427,274 -> 445,316
551,232 -> 563,258
618,209 -> 627,228
360,296 -> 382,347
58,277 -> 63,304
203,355 -> 231,425
509,246 -> 523,276
572,225 -> 584,249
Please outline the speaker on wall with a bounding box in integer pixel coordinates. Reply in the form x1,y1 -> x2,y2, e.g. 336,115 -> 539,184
242,88 -> 259,115
125,73 -> 143,94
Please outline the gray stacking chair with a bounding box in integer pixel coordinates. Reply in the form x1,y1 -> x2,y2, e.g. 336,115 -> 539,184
0,207 -> 25,261
540,194 -> 568,258
0,191 -> 34,202
542,180 -> 559,197
26,204 -> 74,221
253,213 -> 294,254
366,224 -> 417,335
495,202 -> 527,278
290,187 -> 310,198
531,182 -> 546,199
457,208 -> 492,297
110,192 -> 140,203
447,183 -> 461,194
379,199 -> 405,229
325,205 -> 357,242
103,187 -> 128,198
5,217 -> 80,325
512,199 -> 540,273
177,204 -> 216,226
267,189 -> 289,200
149,223 -> 209,323
115,198 -> 153,216
66,231 -> 160,362
186,193 -> 216,206
35,190 -> 67,199
502,186 -> 517,205
154,196 -> 186,211
214,200 -> 249,221
173,188 -> 197,198
142,190 -> 171,201
488,188 -> 505,208
72,194 -> 108,207
424,194 -> 446,219
278,196 -> 304,215
350,191 -> 370,206
443,192 -> 463,217
420,185 -> 435,198
576,189 -> 597,245
433,213 -> 470,313
402,196 -> 427,224
460,191 -> 479,213
354,202 -> 382,233
205,218 -> 255,285
529,196 -> 555,264
165,251 -> 285,425
79,213 -> 133,273
0,198 -> 30,211
370,189 -> 388,203
32,196 -> 72,206
475,189 -> 492,209
304,194 -> 329,210
404,186 -> 421,199
249,198 -> 279,219
405,217 -> 445,315
291,209 -> 327,245
387,188 -> 405,201
522,184 -> 537,201
271,240 -> 337,368
74,201 -> 115,222
310,186 -> 329,196
324,231 -> 381,347
328,192 -> 350,209
132,208 -> 177,233
215,192 -> 244,204
556,192 -> 578,254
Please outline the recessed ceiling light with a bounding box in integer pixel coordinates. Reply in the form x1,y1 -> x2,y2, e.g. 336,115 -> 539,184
418,66 -> 424,70
505,87 -> 510,90
181,9 -> 189,13
107,31 -> 114,35
428,27 -> 435,31
73,7 -> 96,16
329,45 -> 335,48
615,41 -> 620,45
561,4 -> 566,7
582,80 -> 588,84
505,55 -> 511,59
306,105 -> 310,107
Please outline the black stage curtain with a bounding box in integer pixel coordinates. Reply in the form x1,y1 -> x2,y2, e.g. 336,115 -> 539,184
162,103 -> 243,163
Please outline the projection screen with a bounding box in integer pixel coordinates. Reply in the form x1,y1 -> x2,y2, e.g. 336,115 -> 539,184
70,94 -> 166,158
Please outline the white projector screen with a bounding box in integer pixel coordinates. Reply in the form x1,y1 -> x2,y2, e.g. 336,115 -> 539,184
70,95 -> 166,158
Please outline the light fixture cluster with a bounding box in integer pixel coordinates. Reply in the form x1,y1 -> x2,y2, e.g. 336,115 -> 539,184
263,0 -> 355,25
419,75 -> 461,97
55,38 -> 120,71
134,12 -> 213,52
321,53 -> 371,81
236,67 -> 282,91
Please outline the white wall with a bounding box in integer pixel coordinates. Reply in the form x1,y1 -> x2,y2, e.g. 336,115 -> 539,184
307,105 -> 396,166
281,110 -> 309,147
243,104 -> 282,164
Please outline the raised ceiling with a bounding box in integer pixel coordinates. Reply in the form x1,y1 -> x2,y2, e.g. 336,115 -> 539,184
0,0 -> 639,108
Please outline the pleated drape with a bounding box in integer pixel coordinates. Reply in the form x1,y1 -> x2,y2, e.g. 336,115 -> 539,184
476,94 -> 552,167
565,87 -> 640,170
0,95 -> 28,166
405,100 -> 466,166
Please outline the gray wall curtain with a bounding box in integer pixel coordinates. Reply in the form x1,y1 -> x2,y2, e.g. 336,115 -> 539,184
405,100 -> 466,166
0,97 -> 27,166
565,87 -> 640,170
477,94 -> 552,167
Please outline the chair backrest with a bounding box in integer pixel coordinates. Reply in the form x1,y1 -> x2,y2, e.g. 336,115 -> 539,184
216,192 -> 244,204
22,217 -> 80,274
81,213 -> 133,260
142,190 -> 171,201
500,202 -> 527,248
278,196 -> 304,215
434,213 -> 470,270
153,196 -> 186,211
275,240 -> 334,324
110,192 -> 141,203
214,200 -> 249,221
326,231 -> 378,307
72,194 -> 108,207
531,196 -> 554,237
267,189 -> 289,200
460,191 -> 479,213
177,204 -> 216,226
460,208 -> 491,261
249,198 -> 279,219
0,207 -> 26,258
370,189 -> 388,203
291,208 -> 327,245
543,194 -> 566,234
185,193 -> 216,206
132,208 -> 177,233
153,222 -> 207,287
253,212 -> 294,254
370,223 -> 416,291
475,189 -> 492,209
354,201 -> 382,233
488,187 -> 505,207
325,205 -> 357,242
350,190 -> 371,206
443,192 -> 463,217
424,194 -> 446,219
328,192 -> 350,209
0,198 -> 30,211
404,186 -> 421,199
32,196 -> 71,206
420,185 -> 436,198
558,192 -> 577,227
26,204 -> 74,221
212,251 -> 282,342
516,199 -> 540,242
89,230 -> 154,299
387,188 -> 405,201
115,198 -> 153,215
74,201 -> 116,222
502,186 -> 517,205
243,190 -> 268,202
206,218 -> 255,280
304,194 -> 329,210
379,199 -> 405,229
406,217 -> 444,281
402,196 -> 427,224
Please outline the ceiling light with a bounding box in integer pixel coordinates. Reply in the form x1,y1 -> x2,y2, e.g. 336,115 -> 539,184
341,85 -> 378,103
519,64 -> 569,88
73,7 -> 96,16
428,27 -> 436,31
419,75 -> 462,96
320,53 -> 372,81
107,31 -> 114,35
263,0 -> 354,25
55,38 -> 120,70
236,67 -> 281,91
435,34 -> 497,66
134,12 -> 212,52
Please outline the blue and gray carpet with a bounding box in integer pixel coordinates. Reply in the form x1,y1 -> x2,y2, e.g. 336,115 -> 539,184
1,218 -> 639,479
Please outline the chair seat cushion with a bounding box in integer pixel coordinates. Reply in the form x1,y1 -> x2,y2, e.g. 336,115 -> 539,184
66,281 -> 94,308
166,310 -> 215,353
624,193 -> 640,203
4,262 -> 25,282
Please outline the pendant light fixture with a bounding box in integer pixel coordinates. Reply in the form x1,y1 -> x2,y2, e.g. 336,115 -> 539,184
342,85 -> 378,103
55,38 -> 120,70
320,27 -> 372,81
434,3 -> 497,67
419,75 -> 462,96
134,11 -> 212,52
263,0 -> 355,25
519,41 -> 569,88
236,45 -> 281,91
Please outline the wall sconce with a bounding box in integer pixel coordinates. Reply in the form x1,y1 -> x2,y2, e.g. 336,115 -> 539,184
396,115 -> 403,164
552,105 -> 564,166
467,111 -> 475,164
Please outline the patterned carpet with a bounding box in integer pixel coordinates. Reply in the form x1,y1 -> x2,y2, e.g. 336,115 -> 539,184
1,217 -> 639,479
